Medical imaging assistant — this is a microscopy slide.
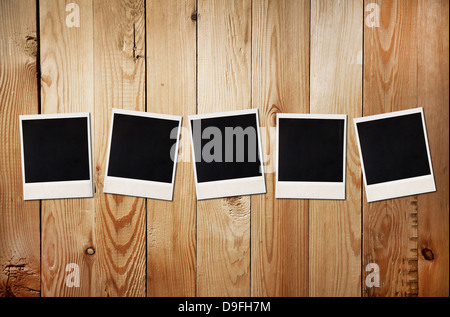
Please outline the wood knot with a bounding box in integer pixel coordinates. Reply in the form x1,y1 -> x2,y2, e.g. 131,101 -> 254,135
222,196 -> 250,217
269,105 -> 280,127
421,248 -> 434,261
24,35 -> 38,58
85,247 -> 95,255
267,104 -> 283,127
224,196 -> 241,207
191,11 -> 197,21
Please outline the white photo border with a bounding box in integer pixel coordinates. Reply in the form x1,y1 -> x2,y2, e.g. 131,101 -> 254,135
103,108 -> 182,201
20,112 -> 94,201
188,108 -> 266,200
275,113 -> 347,200
353,107 -> 436,203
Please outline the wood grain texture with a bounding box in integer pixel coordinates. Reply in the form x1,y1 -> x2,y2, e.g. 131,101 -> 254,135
363,0 -> 420,297
309,0 -> 362,297
0,0 -> 448,298
197,0 -> 252,296
40,0 -> 96,296
251,0 -> 309,297
146,0 -> 197,297
93,0 -> 146,296
0,0 -> 40,297
417,0 -> 449,297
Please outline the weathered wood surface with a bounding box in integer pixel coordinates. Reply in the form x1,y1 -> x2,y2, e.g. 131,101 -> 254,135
0,0 -> 40,297
0,0 -> 447,297
362,0 -> 446,297
196,0 -> 252,297
146,0 -> 197,297
251,0 -> 310,297
309,0 -> 362,297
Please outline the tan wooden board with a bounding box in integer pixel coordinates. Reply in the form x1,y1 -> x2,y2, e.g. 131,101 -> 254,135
0,0 -> 40,297
196,0 -> 252,297
146,0 -> 197,297
251,0 -> 310,297
309,0 -> 363,297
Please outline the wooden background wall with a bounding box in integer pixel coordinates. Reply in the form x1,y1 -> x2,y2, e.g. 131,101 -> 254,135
0,0 -> 448,297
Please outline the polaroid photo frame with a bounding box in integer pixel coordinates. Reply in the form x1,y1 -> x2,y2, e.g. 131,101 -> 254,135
354,107 -> 435,203
275,113 -> 347,199
20,112 -> 94,200
103,108 -> 182,201
188,109 -> 266,200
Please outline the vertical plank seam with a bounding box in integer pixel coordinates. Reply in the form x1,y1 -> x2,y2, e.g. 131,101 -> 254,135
307,0 -> 311,297
361,0 -> 365,298
91,1 -> 96,295
144,0 -> 148,297
414,0 -> 419,297
414,0 -> 421,297
249,0 -> 253,298
36,0 -> 42,297
308,0 -> 311,115
195,0 -> 198,298
91,1 -> 96,270
92,1 -> 96,198
36,0 -> 41,115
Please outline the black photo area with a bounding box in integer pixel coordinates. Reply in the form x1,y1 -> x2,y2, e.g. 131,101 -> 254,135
191,114 -> 262,183
356,112 -> 431,185
278,118 -> 345,182
22,117 -> 90,183
107,113 -> 179,183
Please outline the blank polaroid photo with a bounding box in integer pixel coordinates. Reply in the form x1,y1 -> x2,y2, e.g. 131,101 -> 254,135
354,107 -> 435,202
103,108 -> 182,201
188,109 -> 266,200
20,112 -> 93,200
275,113 -> 347,200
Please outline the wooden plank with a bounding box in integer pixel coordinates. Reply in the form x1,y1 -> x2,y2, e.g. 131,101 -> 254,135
417,0 -> 449,297
93,0 -> 146,296
0,0 -> 40,297
39,0 -> 96,296
196,0 -> 252,296
250,0 -> 309,297
146,0 -> 197,297
309,0 -> 362,297
363,0 -> 420,297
